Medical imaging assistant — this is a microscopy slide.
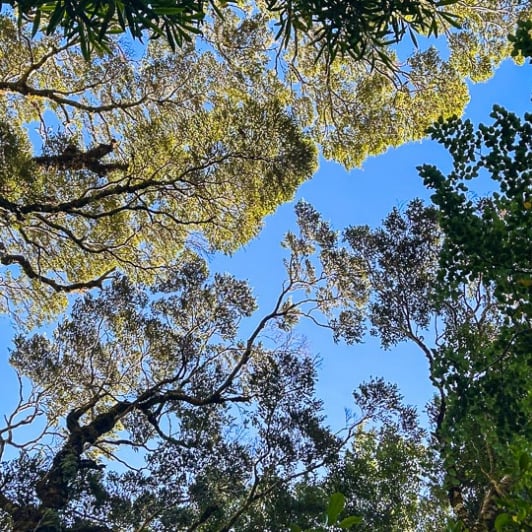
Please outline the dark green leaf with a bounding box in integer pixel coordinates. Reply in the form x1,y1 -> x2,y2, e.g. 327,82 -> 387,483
339,515 -> 363,528
327,492 -> 345,525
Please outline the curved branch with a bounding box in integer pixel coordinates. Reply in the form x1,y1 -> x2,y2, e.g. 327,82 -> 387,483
0,252 -> 115,293
0,80 -> 148,113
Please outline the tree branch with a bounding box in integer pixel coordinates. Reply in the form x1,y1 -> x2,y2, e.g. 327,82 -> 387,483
0,252 -> 115,293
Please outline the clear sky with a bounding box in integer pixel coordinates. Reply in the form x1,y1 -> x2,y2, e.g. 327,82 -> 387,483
0,57 -> 530,437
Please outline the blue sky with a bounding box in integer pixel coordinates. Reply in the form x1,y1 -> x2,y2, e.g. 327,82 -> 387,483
0,57 -> 530,437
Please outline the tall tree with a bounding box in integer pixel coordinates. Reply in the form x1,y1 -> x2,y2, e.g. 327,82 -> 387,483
419,107 -> 532,530
336,197 -> 530,530
1,97 -> 530,532
247,385 -> 447,531
279,104 -> 532,530
0,15 -> 319,323
324,421 -> 443,531
0,212 -> 370,530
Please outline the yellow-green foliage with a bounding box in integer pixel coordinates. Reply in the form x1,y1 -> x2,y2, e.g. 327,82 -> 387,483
0,0 -> 527,320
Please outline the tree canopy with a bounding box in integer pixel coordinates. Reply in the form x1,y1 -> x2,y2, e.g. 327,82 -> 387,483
342,198 -> 531,530
0,0 -> 529,322
420,106 -> 532,324
0,0 -> 530,530
0,213 -> 372,530
3,185 -> 530,529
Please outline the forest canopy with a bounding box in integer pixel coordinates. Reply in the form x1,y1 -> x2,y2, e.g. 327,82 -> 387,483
0,0 -> 529,322
0,1 -> 530,530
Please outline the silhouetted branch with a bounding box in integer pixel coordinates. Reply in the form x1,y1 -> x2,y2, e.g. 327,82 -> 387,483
0,252 -> 115,293
33,140 -> 128,176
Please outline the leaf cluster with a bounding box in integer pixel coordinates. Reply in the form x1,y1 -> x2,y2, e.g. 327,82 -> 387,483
12,0 -> 211,58
269,0 -> 461,67
420,106 -> 532,324
509,18 -> 532,61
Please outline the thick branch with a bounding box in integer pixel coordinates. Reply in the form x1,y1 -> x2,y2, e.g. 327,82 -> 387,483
5,153 -> 232,218
33,141 -> 128,176
0,252 -> 115,293
478,474 -> 513,530
0,80 -> 147,113
33,381 -> 248,513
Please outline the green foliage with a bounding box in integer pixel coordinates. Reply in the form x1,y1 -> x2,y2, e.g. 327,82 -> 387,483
0,16 -> 320,322
10,0 -> 462,62
290,492 -> 363,531
2,205 -> 458,529
509,19 -> 532,61
416,109 -> 532,529
0,119 -> 34,187
343,199 -> 441,348
269,0 -> 461,66
254,379 -> 443,531
319,492 -> 363,530
0,0 -> 526,321
325,423 -> 444,530
2,122 -> 529,529
0,2 -> 530,531
420,107 -> 532,323
314,196 -> 531,530
494,441 -> 532,530
12,0 -> 211,58
1,219 -> 373,529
